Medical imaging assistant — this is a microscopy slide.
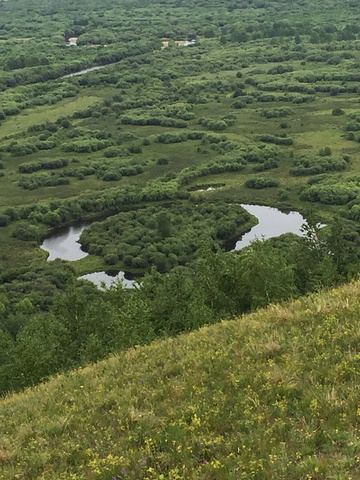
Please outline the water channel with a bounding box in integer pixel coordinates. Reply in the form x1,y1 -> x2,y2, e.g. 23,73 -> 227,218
61,64 -> 114,79
41,204 -> 307,289
229,204 -> 306,250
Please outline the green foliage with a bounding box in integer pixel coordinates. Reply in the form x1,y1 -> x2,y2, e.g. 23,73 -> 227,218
262,107 -> 293,118
267,64 -> 294,75
1,185 -> 145,231
332,108 -> 345,116
259,134 -> 293,145
18,174 -> 70,190
141,179 -> 179,201
318,146 -> 332,157
252,158 -> 278,172
120,115 -> 188,128
155,133 -> 187,144
12,222 -> 45,241
61,138 -> 111,153
95,158 -> 144,182
1,213 -> 359,398
0,214 -> 11,227
79,202 -> 251,271
156,212 -> 172,239
300,179 -> 360,205
156,157 -> 170,165
237,240 -> 296,309
19,158 -> 69,174
244,177 -> 279,189
198,117 -> 230,131
290,155 -> 347,176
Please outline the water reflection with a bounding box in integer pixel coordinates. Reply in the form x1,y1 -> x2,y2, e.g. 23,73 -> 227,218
41,224 -> 90,261
232,204 -> 306,250
61,64 -> 110,78
78,271 -> 136,290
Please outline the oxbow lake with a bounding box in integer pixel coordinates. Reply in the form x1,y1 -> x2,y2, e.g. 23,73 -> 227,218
41,204 -> 307,289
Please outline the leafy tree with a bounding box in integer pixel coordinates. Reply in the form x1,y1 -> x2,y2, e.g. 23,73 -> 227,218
13,314 -> 70,389
157,212 -> 172,238
237,240 -> 296,310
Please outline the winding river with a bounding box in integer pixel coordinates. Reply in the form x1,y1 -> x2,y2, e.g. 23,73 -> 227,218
41,204 -> 307,288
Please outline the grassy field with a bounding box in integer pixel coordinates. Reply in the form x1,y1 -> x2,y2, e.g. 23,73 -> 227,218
0,95 -> 103,141
2,280 -> 360,479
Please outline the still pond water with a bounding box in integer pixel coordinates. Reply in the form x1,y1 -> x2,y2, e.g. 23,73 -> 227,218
41,205 -> 306,288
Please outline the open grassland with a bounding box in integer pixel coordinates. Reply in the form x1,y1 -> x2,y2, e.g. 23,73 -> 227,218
2,281 -> 360,479
0,94 -> 103,141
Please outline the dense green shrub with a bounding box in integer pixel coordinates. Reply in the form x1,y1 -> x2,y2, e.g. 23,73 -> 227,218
79,202 -> 251,272
267,64 -> 294,74
300,182 -> 359,204
103,148 -> 122,158
8,142 -> 38,156
12,222 -> 44,241
120,115 -> 188,128
259,134 -> 293,145
156,133 -> 187,144
332,108 -> 345,116
0,214 -> 11,227
61,139 -> 111,153
19,158 -> 69,174
198,117 -> 229,131
18,174 -> 70,190
156,157 -> 170,165
290,156 -> 347,176
262,107 -> 293,118
252,158 -> 279,172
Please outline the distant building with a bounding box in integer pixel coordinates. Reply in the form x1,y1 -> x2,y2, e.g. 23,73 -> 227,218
161,39 -> 197,49
66,37 -> 78,46
183,39 -> 196,46
175,39 -> 197,47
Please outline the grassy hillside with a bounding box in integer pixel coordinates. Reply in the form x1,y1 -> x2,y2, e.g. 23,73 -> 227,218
2,281 -> 360,479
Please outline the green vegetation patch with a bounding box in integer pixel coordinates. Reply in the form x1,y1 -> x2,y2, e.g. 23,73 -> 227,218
79,201 -> 251,271
18,158 -> 69,174
244,176 -> 279,189
261,106 -> 293,118
290,155 -> 348,176
18,173 -> 70,190
300,175 -> 360,205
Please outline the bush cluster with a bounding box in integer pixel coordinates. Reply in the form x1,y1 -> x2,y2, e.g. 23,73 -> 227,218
290,156 -> 347,176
